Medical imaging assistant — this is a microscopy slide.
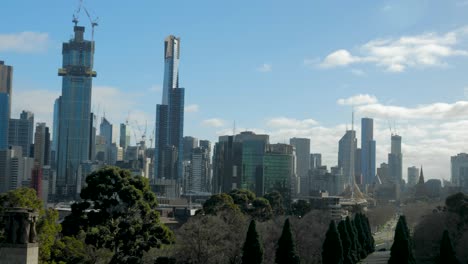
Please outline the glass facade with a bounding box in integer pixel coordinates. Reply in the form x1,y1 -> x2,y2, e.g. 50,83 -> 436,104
263,145 -> 295,194
56,26 -> 96,197
361,118 -> 376,185
0,93 -> 9,149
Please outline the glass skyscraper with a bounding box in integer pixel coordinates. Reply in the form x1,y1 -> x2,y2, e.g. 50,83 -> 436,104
338,130 -> 357,188
361,118 -> 376,185
56,25 -> 96,197
154,35 -> 185,197
0,93 -> 9,149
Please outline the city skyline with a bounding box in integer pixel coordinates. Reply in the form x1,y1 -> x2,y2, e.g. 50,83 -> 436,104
2,1 -> 468,180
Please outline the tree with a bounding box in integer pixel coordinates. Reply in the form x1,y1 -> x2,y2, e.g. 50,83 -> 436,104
242,220 -> 263,264
322,220 -> 343,264
61,166 -> 173,263
354,214 -> 368,257
337,220 -> 354,264
363,214 -> 375,253
37,208 -> 62,262
229,189 -> 256,211
1,187 -> 43,212
345,216 -> 360,262
264,191 -> 285,215
275,218 -> 300,264
203,193 -> 240,215
291,200 -> 312,218
439,230 -> 460,264
250,198 -> 273,221
351,218 -> 366,259
389,215 -> 414,264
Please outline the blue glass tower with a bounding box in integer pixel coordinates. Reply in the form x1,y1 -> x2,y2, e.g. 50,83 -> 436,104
154,35 -> 185,197
56,25 -> 96,197
0,93 -> 9,149
361,118 -> 376,185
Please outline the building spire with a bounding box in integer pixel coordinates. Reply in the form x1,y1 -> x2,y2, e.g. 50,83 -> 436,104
418,165 -> 425,184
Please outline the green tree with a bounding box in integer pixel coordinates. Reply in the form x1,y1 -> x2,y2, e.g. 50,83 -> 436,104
345,216 -> 360,262
37,208 -> 62,262
389,215 -> 414,264
291,200 -> 312,218
61,166 -> 173,264
250,197 -> 273,221
275,218 -> 300,264
264,191 -> 285,215
351,218 -> 366,259
438,230 -> 460,264
363,214 -> 375,253
354,213 -> 370,256
229,189 -> 256,211
1,187 -> 43,212
242,220 -> 263,264
203,193 -> 240,215
322,220 -> 343,264
337,220 -> 354,264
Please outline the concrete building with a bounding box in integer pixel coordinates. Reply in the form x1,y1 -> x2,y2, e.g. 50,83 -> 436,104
290,137 -> 311,196
56,25 -> 96,198
0,146 -> 24,193
407,166 -> 420,186
263,143 -> 296,196
8,111 -> 34,157
388,135 -> 403,184
34,123 -> 51,169
311,153 -> 322,169
154,35 -> 185,196
338,130 -> 357,189
183,136 -> 198,161
451,153 -> 468,191
361,118 -> 376,185
187,147 -> 210,193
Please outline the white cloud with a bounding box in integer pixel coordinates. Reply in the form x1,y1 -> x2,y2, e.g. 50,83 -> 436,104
11,89 -> 59,126
202,118 -> 226,128
317,26 -> 468,72
267,117 -> 318,128
0,32 -> 49,53
185,104 -> 199,113
257,63 -> 272,72
148,85 -> 162,93
337,94 -> 379,106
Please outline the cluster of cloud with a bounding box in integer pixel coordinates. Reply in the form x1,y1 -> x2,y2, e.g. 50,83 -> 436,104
202,118 -> 225,128
318,26 -> 468,72
0,32 -> 49,53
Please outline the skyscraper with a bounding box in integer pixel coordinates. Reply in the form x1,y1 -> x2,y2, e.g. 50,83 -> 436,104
51,97 -> 61,167
154,35 -> 185,197
263,143 -> 296,196
388,135 -> 403,184
361,118 -> 376,185
451,153 -> 468,191
338,130 -> 357,189
289,137 -> 310,195
0,61 -> 13,116
100,117 -> 112,163
187,146 -> 210,193
183,136 -> 198,161
310,153 -> 322,169
56,25 -> 96,197
0,93 -> 9,150
119,123 -> 131,150
8,111 -> 34,157
34,123 -> 51,169
407,166 -> 419,186
212,135 -> 243,193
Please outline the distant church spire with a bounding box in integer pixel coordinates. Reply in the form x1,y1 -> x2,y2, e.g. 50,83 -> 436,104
418,166 -> 425,184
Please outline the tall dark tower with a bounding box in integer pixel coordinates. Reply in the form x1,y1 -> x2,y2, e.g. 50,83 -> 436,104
154,36 -> 185,197
56,25 -> 96,198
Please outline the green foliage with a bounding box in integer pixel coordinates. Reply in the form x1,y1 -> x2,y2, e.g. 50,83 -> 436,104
351,218 -> 366,259
250,197 -> 273,221
439,230 -> 460,264
37,208 -> 62,263
61,166 -> 174,263
445,192 -> 468,219
354,213 -> 369,257
389,215 -> 415,264
363,214 -> 375,253
242,220 -> 264,264
322,220 -> 343,264
50,232 -> 92,264
337,220 -> 354,264
345,216 -> 360,262
229,189 -> 256,211
203,193 -> 240,215
1,187 -> 43,213
263,191 -> 285,215
275,218 -> 300,264
154,257 -> 176,264
291,200 -> 312,218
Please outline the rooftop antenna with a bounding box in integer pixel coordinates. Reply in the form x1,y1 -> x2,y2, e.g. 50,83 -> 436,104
233,120 -> 236,136
351,106 -> 355,131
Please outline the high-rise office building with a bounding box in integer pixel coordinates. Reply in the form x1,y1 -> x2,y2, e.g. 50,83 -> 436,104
187,147 -> 210,193
212,135 -> 243,193
263,143 -> 296,195
100,117 -> 112,163
289,137 -> 310,196
51,97 -> 61,167
310,153 -> 322,169
0,93 -> 9,150
56,25 -> 96,197
338,130 -> 357,189
119,123 -> 131,150
361,118 -> 376,185
451,153 -> 468,191
154,35 -> 185,196
34,123 -> 51,168
89,113 -> 96,162
183,136 -> 198,161
407,166 -> 419,186
0,146 -> 24,193
0,61 -> 13,115
8,111 -> 34,157
235,131 -> 269,195
388,135 -> 403,184
355,148 -> 362,184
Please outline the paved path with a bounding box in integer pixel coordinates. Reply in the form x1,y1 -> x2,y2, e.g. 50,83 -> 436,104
359,251 -> 391,263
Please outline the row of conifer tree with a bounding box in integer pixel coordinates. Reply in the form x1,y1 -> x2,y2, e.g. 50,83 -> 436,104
322,213 -> 375,264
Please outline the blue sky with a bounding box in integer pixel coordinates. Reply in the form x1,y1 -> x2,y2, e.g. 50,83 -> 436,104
2,0 -> 468,181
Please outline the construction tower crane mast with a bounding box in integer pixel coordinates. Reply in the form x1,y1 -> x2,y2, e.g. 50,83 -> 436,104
71,0 -> 99,40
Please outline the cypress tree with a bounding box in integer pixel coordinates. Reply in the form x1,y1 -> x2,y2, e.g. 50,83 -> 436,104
322,220 -> 344,264
363,214 -> 375,253
345,216 -> 360,262
337,220 -> 354,264
354,214 -> 367,257
275,218 -> 300,264
352,217 -> 366,259
389,215 -> 414,264
439,230 -> 460,264
242,220 -> 264,264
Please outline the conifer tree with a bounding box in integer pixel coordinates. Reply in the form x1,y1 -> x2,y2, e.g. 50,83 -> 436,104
337,220 -> 354,264
352,217 -> 366,259
439,230 -> 460,264
322,220 -> 344,264
242,220 -> 264,264
363,214 -> 375,253
275,218 -> 300,264
389,215 -> 414,264
345,216 -> 360,262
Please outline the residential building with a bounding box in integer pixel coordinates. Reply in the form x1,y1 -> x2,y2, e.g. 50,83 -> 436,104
0,61 -> 13,117
0,146 -> 24,193
34,123 -> 51,168
56,25 -> 96,198
290,137 -> 310,196
8,111 -> 34,157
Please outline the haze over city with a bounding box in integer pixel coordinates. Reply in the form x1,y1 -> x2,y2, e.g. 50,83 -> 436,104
2,0 -> 468,180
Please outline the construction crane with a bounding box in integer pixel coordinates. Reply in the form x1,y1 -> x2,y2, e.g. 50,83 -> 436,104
72,0 -> 83,26
83,6 -> 99,41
